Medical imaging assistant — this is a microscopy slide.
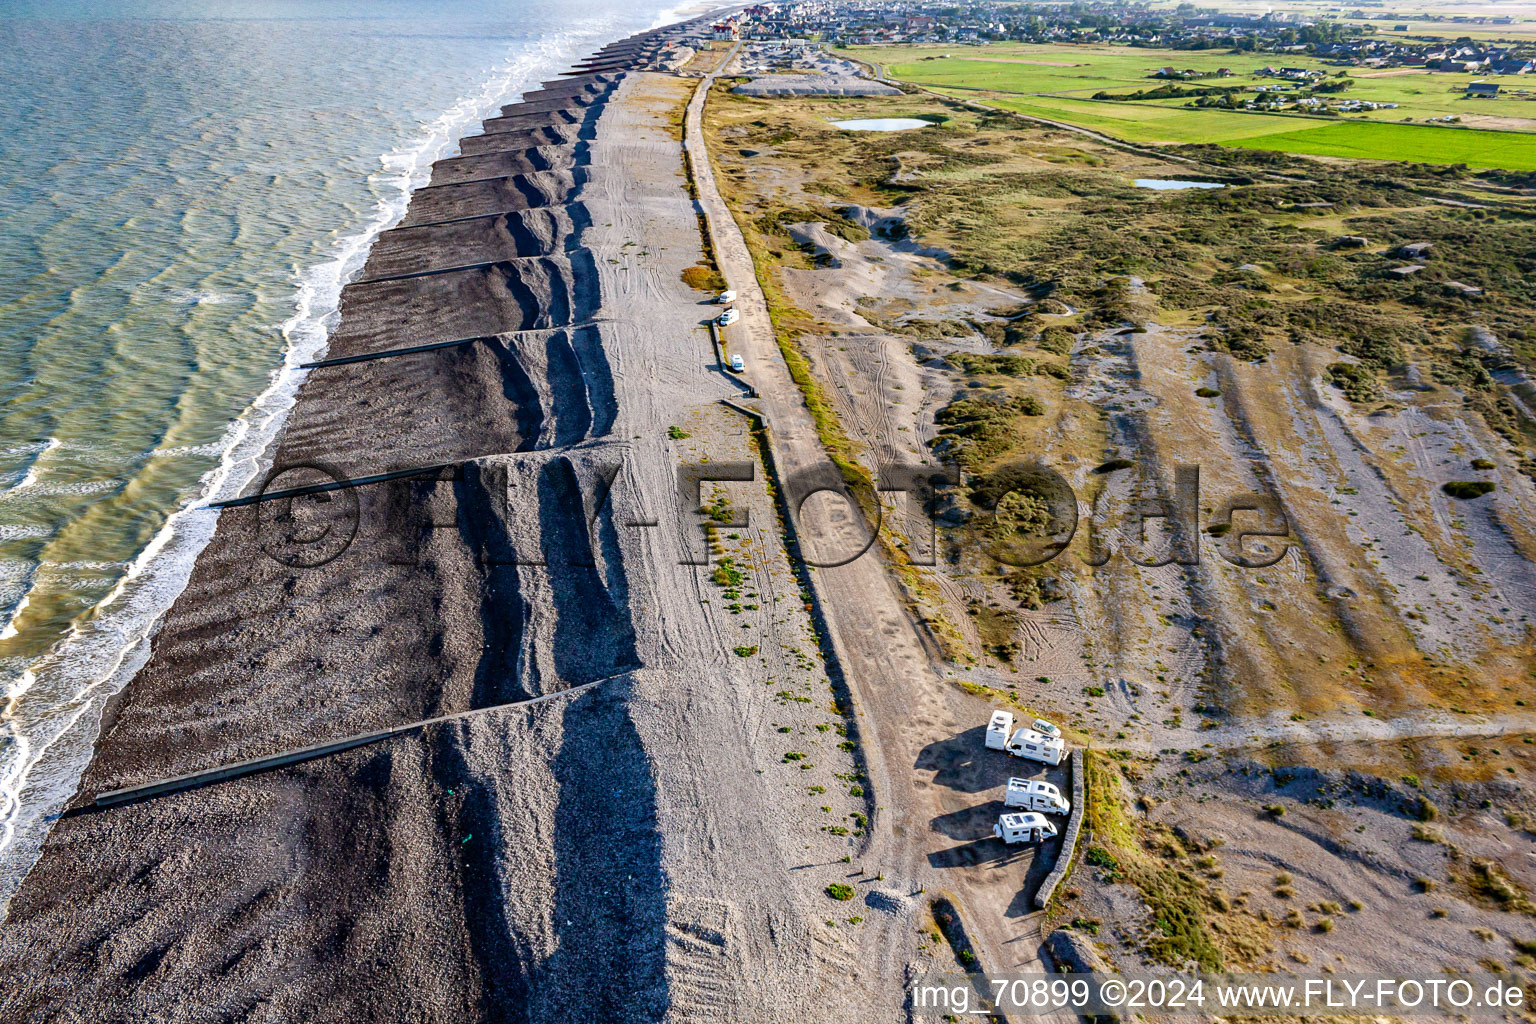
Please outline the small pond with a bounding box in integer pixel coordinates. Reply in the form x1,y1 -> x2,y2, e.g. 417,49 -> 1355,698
1134,178 -> 1226,191
828,118 -> 933,131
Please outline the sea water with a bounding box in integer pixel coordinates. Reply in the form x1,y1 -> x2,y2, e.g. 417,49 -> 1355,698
0,0 -> 699,911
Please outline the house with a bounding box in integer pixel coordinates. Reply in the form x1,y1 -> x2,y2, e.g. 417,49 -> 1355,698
1467,81 -> 1501,97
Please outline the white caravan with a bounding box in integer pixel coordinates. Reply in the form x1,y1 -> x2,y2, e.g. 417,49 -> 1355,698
985,710 -> 1013,751
994,812 -> 1058,845
1005,727 -> 1065,766
1004,777 -> 1070,815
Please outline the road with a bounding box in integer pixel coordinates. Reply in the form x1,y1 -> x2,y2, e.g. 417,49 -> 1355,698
684,43 -> 1063,1014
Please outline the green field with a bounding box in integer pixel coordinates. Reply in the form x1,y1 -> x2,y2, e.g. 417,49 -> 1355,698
930,89 -> 1329,144
1232,119 -> 1536,170
842,42 -> 1536,170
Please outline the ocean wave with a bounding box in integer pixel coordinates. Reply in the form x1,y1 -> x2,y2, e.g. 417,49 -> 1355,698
0,478 -> 119,500
0,14 -> 633,916
0,525 -> 52,543
0,596 -> 28,642
1,438 -> 61,495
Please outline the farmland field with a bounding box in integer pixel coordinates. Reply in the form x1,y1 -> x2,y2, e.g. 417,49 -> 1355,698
1231,118 -> 1536,169
842,42 -> 1536,169
928,88 -> 1334,144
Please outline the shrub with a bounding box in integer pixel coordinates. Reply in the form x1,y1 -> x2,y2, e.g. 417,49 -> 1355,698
681,264 -> 725,292
1038,325 -> 1076,355
1086,846 -> 1119,870
1443,480 -> 1495,500
1468,859 -> 1534,912
1326,362 -> 1379,403
1195,386 -> 1221,398
734,645 -> 759,657
1084,685 -> 1106,698
826,883 -> 855,901
1472,458 -> 1496,470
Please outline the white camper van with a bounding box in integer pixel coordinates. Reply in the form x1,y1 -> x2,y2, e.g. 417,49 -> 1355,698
985,710 -> 1013,751
717,289 -> 736,304
1004,777 -> 1070,815
994,812 -> 1058,845
1005,727 -> 1065,766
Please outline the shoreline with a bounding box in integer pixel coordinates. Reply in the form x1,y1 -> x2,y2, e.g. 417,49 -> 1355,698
0,20 -> 715,1020
0,17 -> 667,914
2,19 -> 921,1021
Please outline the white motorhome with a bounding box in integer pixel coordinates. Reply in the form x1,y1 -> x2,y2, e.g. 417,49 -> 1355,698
1005,727 -> 1065,766
994,812 -> 1058,845
718,307 -> 740,326
985,710 -> 1013,751
717,289 -> 736,304
1004,777 -> 1070,815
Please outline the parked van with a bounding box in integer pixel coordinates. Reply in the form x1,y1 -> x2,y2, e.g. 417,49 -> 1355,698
1005,727 -> 1065,766
717,290 -> 736,304
985,710 -> 1013,751
729,353 -> 745,372
1004,777 -> 1070,815
718,307 -> 740,326
994,812 -> 1058,845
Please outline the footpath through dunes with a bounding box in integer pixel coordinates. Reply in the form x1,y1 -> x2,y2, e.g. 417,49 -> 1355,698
0,20 -> 840,1023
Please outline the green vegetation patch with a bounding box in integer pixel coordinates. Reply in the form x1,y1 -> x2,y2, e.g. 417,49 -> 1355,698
1082,751 -> 1269,971
1233,121 -> 1536,174
1443,480 -> 1496,500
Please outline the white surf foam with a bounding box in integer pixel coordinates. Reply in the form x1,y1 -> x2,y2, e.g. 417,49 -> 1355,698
0,18 -> 631,915
3,438 -> 61,495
